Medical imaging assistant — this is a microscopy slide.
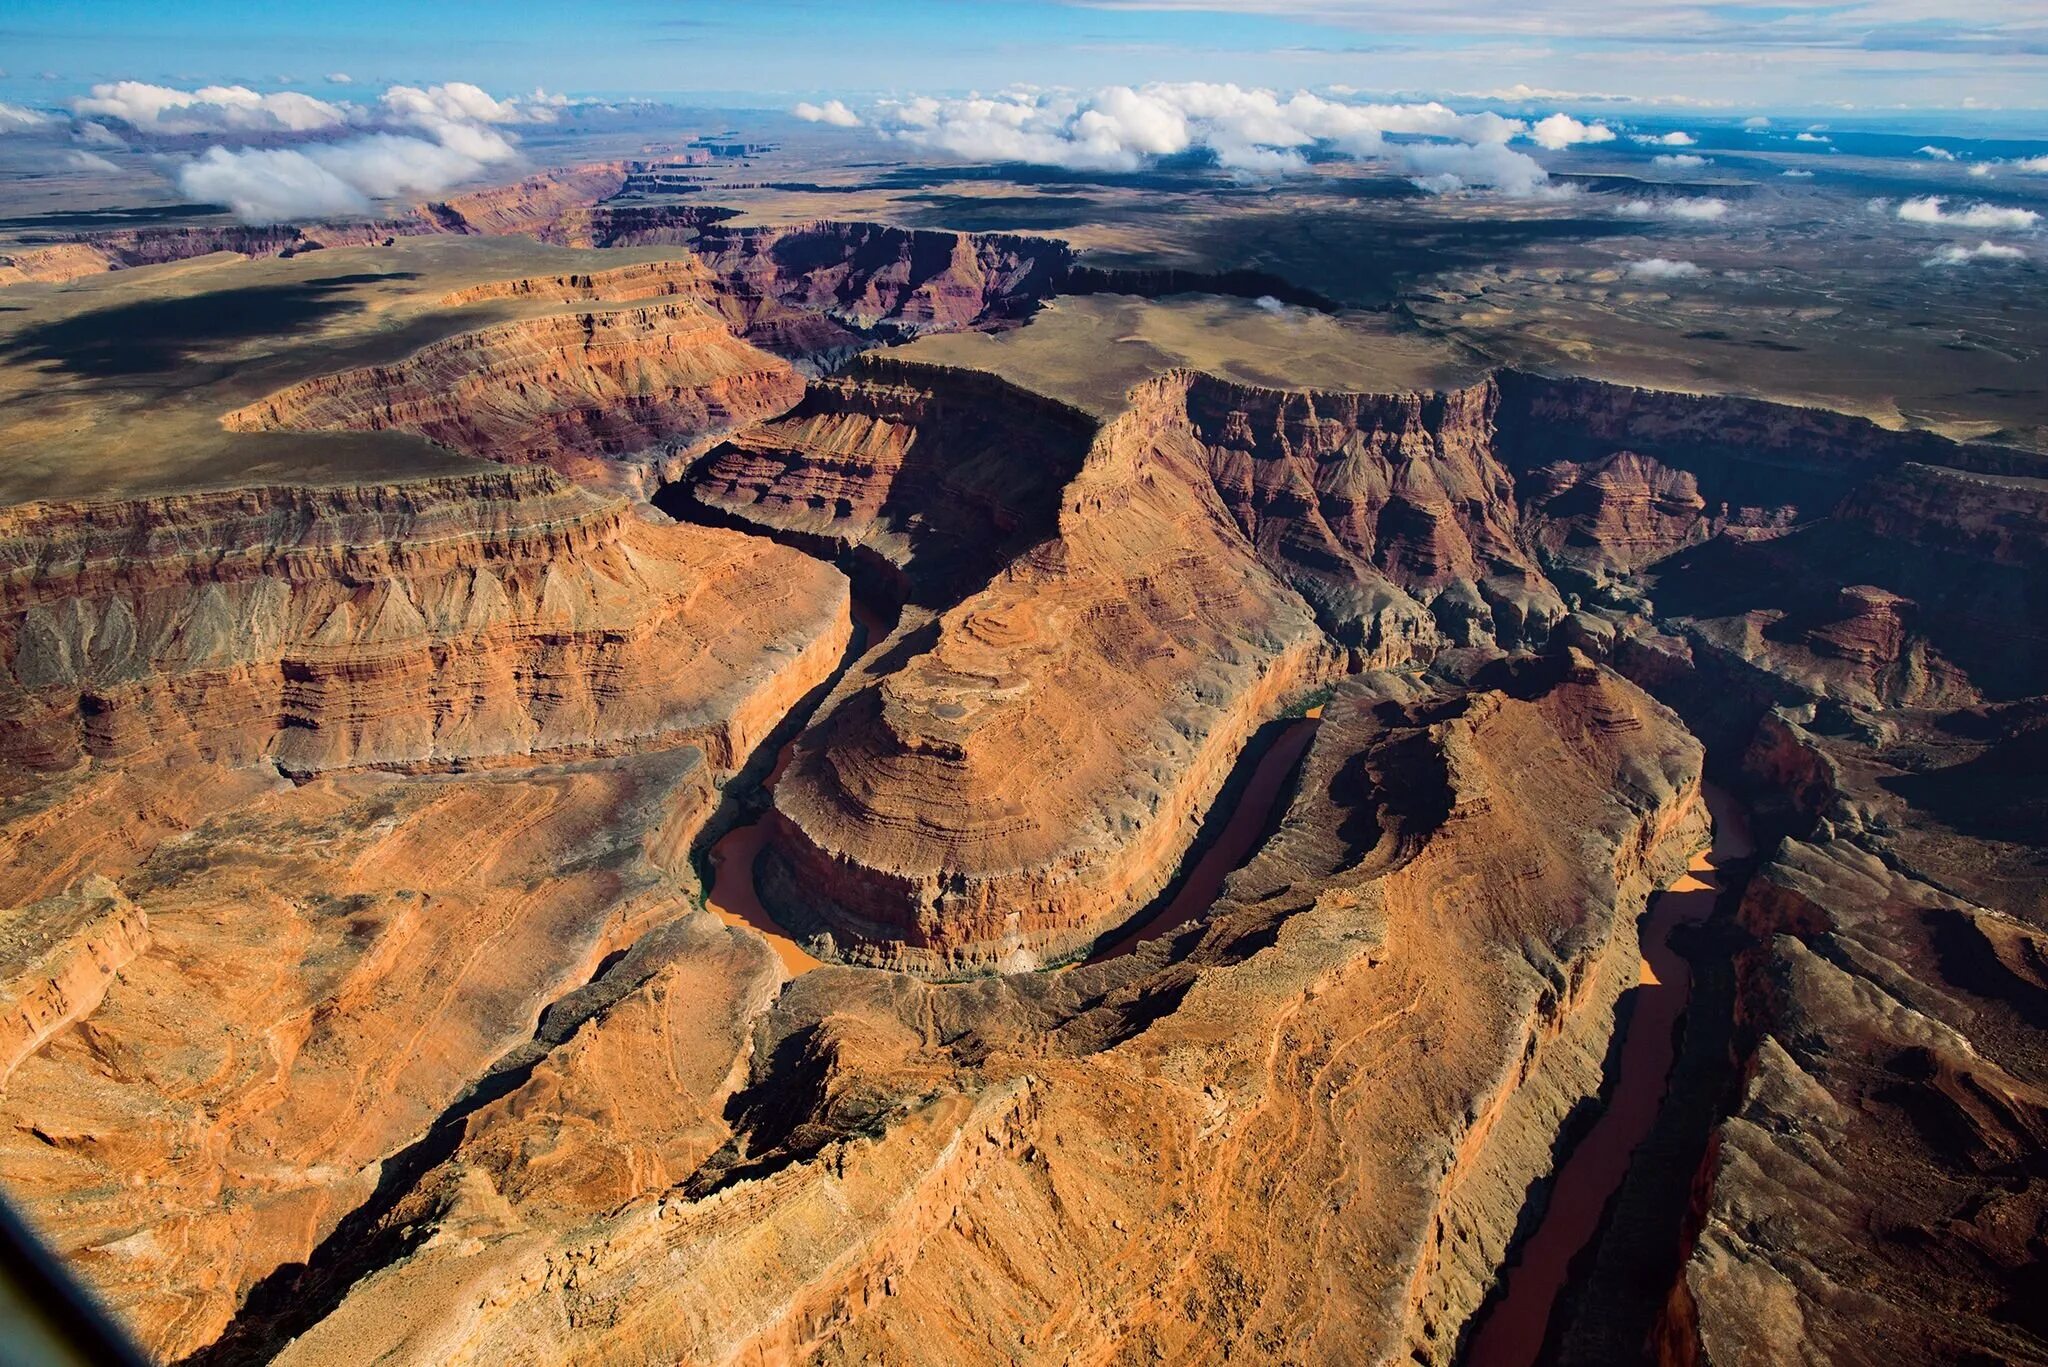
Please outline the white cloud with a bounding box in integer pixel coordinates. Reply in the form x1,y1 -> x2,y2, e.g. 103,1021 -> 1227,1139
855,84 -> 1558,193
65,150 -> 120,173
73,81 -> 348,135
1626,257 -> 1703,280
1619,195 -> 1729,220
326,73 -> 353,85
1652,153 -> 1708,168
177,146 -> 371,221
1402,139 -> 1551,195
1742,116 -> 1771,130
1781,168 -> 1814,178
1526,112 -> 1614,150
2012,155 -> 2048,173
1916,145 -> 1956,160
70,78 -> 562,224
379,81 -> 561,131
1897,195 -> 2041,230
1795,132 -> 1831,143
1925,240 -> 2027,267
1,101 -> 57,132
793,99 -> 862,127
1636,130 -> 1696,146
175,127 -> 521,222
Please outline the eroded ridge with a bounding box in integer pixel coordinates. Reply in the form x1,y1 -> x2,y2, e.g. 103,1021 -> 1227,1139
757,369 -> 1342,973
681,357 -> 1097,605
0,468 -> 852,776
253,660 -> 1702,1366
221,304 -> 805,492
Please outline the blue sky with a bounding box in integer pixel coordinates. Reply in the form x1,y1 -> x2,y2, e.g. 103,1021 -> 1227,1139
3,0 -> 2046,114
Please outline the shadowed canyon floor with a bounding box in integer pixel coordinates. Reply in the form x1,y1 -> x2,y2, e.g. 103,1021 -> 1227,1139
0,166 -> 2043,1367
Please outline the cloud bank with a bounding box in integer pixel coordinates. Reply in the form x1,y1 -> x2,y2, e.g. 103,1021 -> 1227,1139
56,80 -> 581,224
73,82 -> 350,135
793,99 -> 862,127
840,84 -> 1562,195
1652,153 -> 1708,168
1925,240 -> 2027,267
0,101 -> 56,133
1897,196 -> 2041,230
1626,257 -> 1703,280
64,80 -> 572,224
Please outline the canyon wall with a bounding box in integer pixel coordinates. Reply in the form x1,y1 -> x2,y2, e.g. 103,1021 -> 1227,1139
0,469 -> 850,775
222,304 -> 805,491
258,663 -> 1703,1366
757,369 -> 1340,973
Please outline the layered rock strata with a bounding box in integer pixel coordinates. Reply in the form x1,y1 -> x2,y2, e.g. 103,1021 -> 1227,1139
682,358 -> 1096,604
759,373 -> 1340,972
260,663 -> 1704,1366
0,162 -> 635,286
0,469 -> 850,774
221,304 -> 805,491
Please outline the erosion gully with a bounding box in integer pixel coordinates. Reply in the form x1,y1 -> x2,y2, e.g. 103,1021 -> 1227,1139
1464,782 -> 1756,1367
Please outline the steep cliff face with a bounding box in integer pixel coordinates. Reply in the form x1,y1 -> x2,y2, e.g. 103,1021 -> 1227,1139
222,304 -> 806,490
430,162 -> 632,237
0,469 -> 851,774
438,258 -> 714,307
758,375 -> 1338,973
679,358 -> 1096,604
1168,372 -> 1563,660
260,665 -> 1703,1367
690,221 -> 1071,342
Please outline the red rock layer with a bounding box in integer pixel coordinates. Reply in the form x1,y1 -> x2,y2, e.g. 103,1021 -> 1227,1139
437,258 -> 714,307
221,303 -> 805,490
760,373 -> 1340,973
1171,372 -> 1564,660
431,162 -> 630,237
683,358 -> 1096,602
687,221 -> 1073,360
268,665 -> 1704,1366
0,750 -> 717,1360
0,469 -> 851,775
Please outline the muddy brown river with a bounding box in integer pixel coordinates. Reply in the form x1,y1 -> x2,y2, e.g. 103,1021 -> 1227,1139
1464,782 -> 1753,1367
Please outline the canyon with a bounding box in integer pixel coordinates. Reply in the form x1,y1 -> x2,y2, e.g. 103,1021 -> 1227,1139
0,192 -> 2041,1367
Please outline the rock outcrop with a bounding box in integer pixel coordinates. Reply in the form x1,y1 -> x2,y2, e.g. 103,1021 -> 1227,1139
0,469 -> 850,775
257,663 -> 1704,1366
221,304 -> 805,491
679,358 -> 1095,604
0,876 -> 148,1089
757,371 -> 1339,973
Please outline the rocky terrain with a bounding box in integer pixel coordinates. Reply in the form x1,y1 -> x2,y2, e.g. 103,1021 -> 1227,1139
0,187 -> 2042,1367
0,163 -> 638,286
